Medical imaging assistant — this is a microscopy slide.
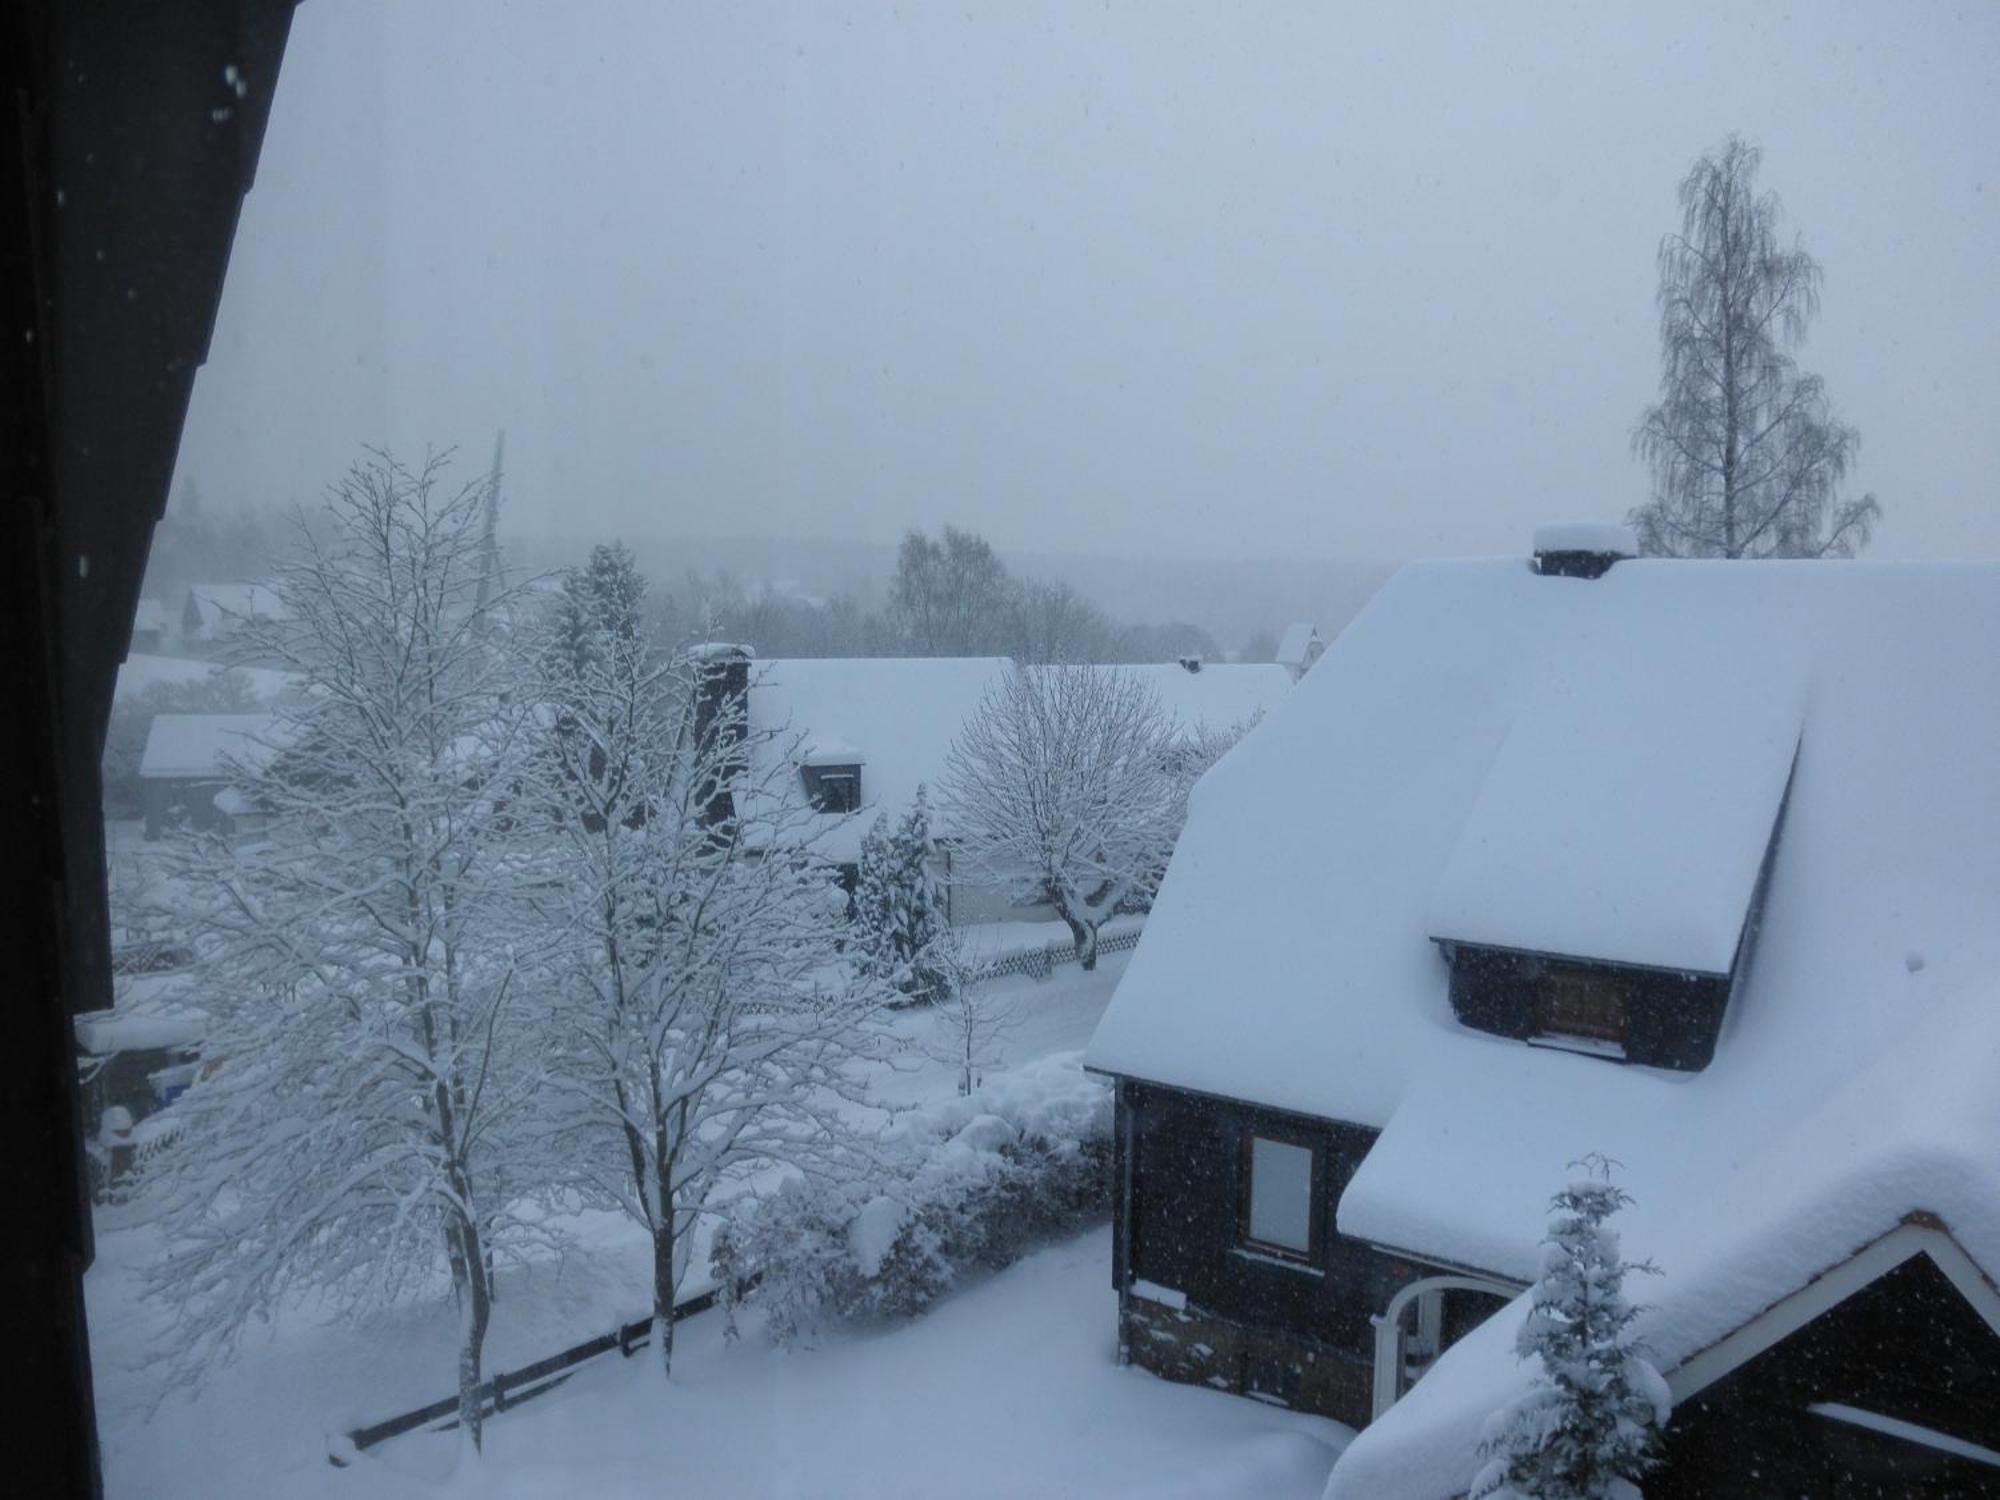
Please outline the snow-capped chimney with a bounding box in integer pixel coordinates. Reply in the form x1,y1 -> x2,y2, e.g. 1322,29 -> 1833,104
1532,522 -> 1637,580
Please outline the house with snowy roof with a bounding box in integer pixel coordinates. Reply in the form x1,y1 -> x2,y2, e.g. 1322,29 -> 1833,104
128,597 -> 171,654
179,581 -> 287,644
1085,526 -> 2000,1497
138,712 -> 282,839
698,650 -> 1292,926
1275,620 -> 1324,680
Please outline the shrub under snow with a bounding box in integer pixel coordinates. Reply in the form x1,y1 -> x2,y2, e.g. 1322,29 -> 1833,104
714,1052 -> 1111,1344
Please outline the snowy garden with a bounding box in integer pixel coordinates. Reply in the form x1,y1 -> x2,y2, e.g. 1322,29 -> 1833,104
84,452 -> 1306,1497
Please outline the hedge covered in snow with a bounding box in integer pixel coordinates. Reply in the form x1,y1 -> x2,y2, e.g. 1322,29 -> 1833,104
713,1051 -> 1112,1344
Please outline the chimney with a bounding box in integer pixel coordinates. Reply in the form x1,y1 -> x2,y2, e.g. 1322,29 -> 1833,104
686,643 -> 754,825
1532,522 -> 1637,580
1178,655 -> 1203,674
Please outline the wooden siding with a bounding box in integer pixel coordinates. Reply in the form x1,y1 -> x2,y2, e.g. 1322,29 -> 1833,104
1116,1079 -> 1446,1426
1654,1253 -> 2000,1498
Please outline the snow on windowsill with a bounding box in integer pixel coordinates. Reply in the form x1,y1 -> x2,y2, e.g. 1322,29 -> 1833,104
1230,1246 -> 1325,1278
1129,1279 -> 1188,1311
1525,1033 -> 1627,1061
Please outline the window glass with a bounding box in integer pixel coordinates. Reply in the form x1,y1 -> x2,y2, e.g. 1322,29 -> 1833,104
1246,1135 -> 1314,1254
1535,969 -> 1629,1047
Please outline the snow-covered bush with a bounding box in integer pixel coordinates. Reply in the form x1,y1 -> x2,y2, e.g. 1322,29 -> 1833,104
852,785 -> 948,1006
714,1053 -> 1111,1343
1471,1157 -> 1669,1500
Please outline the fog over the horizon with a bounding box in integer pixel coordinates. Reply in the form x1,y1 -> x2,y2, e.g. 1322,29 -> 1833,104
175,1 -> 2000,567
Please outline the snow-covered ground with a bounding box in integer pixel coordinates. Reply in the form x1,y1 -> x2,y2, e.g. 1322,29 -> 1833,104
374,1228 -> 1346,1500
84,947 -> 1348,1499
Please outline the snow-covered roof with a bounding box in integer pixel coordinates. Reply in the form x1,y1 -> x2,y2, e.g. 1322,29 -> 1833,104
113,653 -> 293,705
1030,663 -> 1292,741
801,741 -> 864,768
139,713 -> 284,780
184,582 -> 288,628
1531,521 -> 1637,557
1425,606 -> 1805,975
132,598 -> 171,633
1086,558 -> 2000,1494
743,658 -> 1015,864
1275,621 -> 1321,667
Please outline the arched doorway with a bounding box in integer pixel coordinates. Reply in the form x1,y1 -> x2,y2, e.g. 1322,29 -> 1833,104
1371,1274 -> 1520,1421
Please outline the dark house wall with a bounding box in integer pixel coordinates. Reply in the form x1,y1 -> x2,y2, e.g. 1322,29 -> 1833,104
1444,942 -> 1732,1072
142,775 -> 231,839
1654,1252 -> 2000,1498
1116,1080 -> 1438,1426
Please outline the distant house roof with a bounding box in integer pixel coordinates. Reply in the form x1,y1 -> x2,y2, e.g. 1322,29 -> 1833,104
1029,662 -> 1293,742
1085,559 -> 2000,1500
742,657 -> 1015,864
138,713 -> 283,781
113,653 -> 293,706
131,598 -> 171,634
1275,621 -> 1321,668
183,582 -> 288,632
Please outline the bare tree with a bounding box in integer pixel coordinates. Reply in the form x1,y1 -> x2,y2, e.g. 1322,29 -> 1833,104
1010,577 -> 1114,664
1631,136 -> 1880,559
525,558 -> 887,1378
919,929 -> 1018,1097
140,451 -> 542,1451
942,665 -> 1177,969
890,526 -> 1016,656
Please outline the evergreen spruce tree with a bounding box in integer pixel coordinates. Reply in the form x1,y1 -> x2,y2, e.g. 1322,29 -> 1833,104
853,784 -> 947,1004
1472,1157 -> 1669,1500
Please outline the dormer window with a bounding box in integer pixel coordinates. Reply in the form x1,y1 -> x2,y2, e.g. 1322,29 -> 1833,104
810,767 -> 860,814
800,747 -> 864,814
1534,967 -> 1630,1055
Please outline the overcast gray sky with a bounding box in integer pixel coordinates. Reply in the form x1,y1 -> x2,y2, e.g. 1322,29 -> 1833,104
176,0 -> 2000,565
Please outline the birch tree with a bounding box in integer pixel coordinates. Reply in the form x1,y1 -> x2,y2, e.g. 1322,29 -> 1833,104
1631,136 -> 1880,559
140,451 -> 542,1450
941,665 -> 1176,969
525,559 -> 886,1378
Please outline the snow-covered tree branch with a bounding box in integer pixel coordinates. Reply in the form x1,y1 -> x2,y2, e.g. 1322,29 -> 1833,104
139,450 -> 546,1451
941,665 -> 1177,970
1630,135 -> 1880,560
521,551 -> 890,1377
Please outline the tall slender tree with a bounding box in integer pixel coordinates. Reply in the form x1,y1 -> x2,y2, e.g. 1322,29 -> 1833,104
1631,136 -> 1879,559
142,451 -> 541,1451
525,555 -> 886,1378
1472,1158 -> 1669,1500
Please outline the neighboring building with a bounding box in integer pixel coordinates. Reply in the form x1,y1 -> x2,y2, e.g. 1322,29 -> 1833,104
138,712 -> 280,838
704,652 -> 1293,926
1275,620 -> 1323,680
723,652 -> 1022,921
128,597 -> 170,654
1032,659 -> 1293,744
1085,533 -> 2000,1497
180,581 -> 287,644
